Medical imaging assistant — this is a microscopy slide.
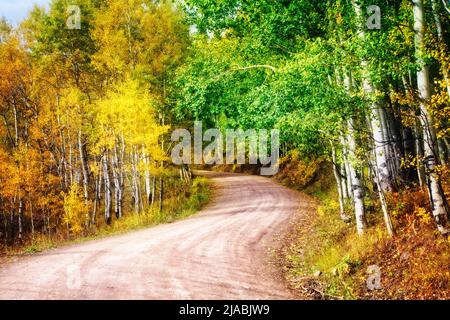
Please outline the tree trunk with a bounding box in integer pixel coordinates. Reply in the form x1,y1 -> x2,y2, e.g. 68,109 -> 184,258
331,141 -> 349,222
347,119 -> 368,235
29,200 -> 34,241
159,176 -> 164,213
143,146 -> 152,205
92,164 -> 100,226
18,198 -> 23,242
343,70 -> 368,234
78,131 -> 90,228
352,0 -> 394,193
339,134 -> 352,201
370,154 -> 395,236
151,176 -> 156,207
112,144 -> 123,219
103,152 -> 112,225
131,149 -> 140,214
414,0 -> 450,234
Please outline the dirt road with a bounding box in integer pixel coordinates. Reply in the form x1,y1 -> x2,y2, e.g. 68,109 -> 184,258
0,171 -> 311,299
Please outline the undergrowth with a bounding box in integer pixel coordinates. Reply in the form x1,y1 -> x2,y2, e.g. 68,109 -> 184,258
279,152 -> 450,300
3,176 -> 211,256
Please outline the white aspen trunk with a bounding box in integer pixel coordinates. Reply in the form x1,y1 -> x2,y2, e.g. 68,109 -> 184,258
143,145 -> 152,205
340,134 -> 352,201
131,148 -> 140,214
103,152 -> 112,225
136,151 -> 144,212
370,153 -> 395,236
343,70 -> 368,234
92,164 -> 100,226
151,176 -> 156,207
78,130 -> 90,228
331,141 -> 349,222
159,176 -> 163,213
119,134 -> 125,213
352,0 -> 394,193
68,138 -> 74,185
56,107 -> 68,189
341,165 -> 349,200
414,0 -> 450,234
347,119 -> 368,235
78,131 -> 89,200
111,146 -> 120,219
18,198 -> 23,241
29,200 -> 34,240
13,105 -> 19,147
334,69 -> 353,200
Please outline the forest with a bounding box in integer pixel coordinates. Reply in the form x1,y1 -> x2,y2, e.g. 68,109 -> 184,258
0,0 -> 449,299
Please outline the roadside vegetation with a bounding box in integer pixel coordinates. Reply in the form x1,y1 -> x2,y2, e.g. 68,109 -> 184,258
277,152 -> 450,300
3,175 -> 210,255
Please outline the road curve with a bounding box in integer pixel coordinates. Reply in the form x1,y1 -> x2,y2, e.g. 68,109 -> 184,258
0,171 -> 310,300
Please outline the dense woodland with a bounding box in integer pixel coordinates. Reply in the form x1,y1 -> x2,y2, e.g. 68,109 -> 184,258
0,0 -> 449,254
173,0 -> 450,238
0,0 -> 192,246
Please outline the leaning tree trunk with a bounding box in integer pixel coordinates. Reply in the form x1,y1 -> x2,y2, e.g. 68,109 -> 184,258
370,152 -> 395,236
413,0 -> 450,234
352,0 -> 394,193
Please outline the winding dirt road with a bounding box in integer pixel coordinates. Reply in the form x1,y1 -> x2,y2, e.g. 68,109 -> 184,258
0,171 -> 311,300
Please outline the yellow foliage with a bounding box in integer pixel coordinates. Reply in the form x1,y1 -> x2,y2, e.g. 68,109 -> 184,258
277,150 -> 325,189
63,184 -> 90,235
413,207 -> 433,225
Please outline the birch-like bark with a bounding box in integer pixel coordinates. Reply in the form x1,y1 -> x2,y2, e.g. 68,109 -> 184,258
143,146 -> 152,205
370,153 -> 395,236
159,176 -> 164,213
18,198 -> 23,241
339,134 -> 352,201
103,152 -> 112,225
112,144 -> 123,219
413,0 -> 450,234
352,0 -> 394,193
151,176 -> 156,207
78,131 -> 90,227
29,200 -> 34,240
346,119 -> 368,235
343,70 -> 368,234
92,163 -> 100,226
331,141 -> 349,222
